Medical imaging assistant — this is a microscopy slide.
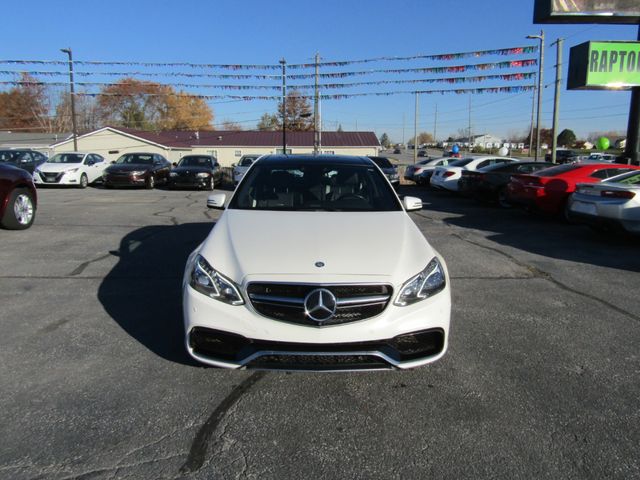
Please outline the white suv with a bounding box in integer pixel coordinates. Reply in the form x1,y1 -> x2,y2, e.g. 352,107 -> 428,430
34,152 -> 106,188
183,155 -> 451,371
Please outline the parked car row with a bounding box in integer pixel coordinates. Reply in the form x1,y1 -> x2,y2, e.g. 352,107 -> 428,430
27,151 -> 223,190
417,154 -> 640,235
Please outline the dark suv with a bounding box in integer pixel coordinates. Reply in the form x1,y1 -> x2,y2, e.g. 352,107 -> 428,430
0,149 -> 48,174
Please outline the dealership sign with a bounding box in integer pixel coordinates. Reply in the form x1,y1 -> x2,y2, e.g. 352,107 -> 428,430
568,41 -> 640,90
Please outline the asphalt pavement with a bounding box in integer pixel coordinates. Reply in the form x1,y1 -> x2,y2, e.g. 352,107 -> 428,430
0,183 -> 638,479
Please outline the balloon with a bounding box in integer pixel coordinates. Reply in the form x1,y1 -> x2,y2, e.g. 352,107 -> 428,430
452,144 -> 459,154
498,146 -> 508,156
597,137 -> 610,150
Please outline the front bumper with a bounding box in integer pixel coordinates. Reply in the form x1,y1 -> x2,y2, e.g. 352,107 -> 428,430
33,170 -> 80,185
183,275 -> 451,371
168,176 -> 210,189
103,174 -> 146,187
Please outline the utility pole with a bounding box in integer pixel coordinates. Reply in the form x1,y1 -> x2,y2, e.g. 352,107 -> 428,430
314,53 -> 320,155
414,92 -> 419,164
433,103 -> 438,147
280,58 -> 287,154
402,113 -> 405,146
468,95 -> 472,152
527,30 -> 545,161
528,89 -> 535,158
551,38 -> 563,164
60,48 -> 78,152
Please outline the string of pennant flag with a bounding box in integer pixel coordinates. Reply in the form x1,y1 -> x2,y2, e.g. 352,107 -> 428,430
66,85 -> 536,101
0,45 -> 537,71
0,59 -> 537,81
0,72 -> 535,91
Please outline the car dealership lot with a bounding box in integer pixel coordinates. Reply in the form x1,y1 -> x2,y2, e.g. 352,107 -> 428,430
1,186 -> 639,479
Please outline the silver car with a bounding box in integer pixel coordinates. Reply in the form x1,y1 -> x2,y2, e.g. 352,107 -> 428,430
232,154 -> 262,186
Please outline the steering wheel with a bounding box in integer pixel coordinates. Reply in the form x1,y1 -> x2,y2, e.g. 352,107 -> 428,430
337,193 -> 366,201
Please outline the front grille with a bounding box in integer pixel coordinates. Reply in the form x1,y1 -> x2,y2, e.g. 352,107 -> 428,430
247,283 -> 393,326
41,172 -> 63,183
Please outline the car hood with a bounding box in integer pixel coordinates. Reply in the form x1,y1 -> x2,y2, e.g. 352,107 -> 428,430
172,166 -> 210,174
105,164 -> 153,173
38,162 -> 83,172
198,210 -> 436,285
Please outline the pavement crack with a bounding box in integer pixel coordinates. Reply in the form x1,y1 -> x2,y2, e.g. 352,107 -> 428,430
451,232 -> 640,324
69,253 -> 114,276
153,206 -> 179,225
179,371 -> 267,475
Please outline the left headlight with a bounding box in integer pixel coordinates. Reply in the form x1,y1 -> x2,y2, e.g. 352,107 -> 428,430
65,168 -> 79,174
189,254 -> 244,306
196,172 -> 210,178
394,257 -> 446,306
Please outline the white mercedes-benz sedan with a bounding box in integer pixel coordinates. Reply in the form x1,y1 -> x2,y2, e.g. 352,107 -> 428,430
183,155 -> 451,371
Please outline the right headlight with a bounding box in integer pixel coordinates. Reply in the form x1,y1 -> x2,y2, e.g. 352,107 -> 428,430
394,257 -> 446,306
189,254 -> 244,306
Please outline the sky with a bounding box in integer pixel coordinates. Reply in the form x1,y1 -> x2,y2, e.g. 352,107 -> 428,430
2,0 -> 638,143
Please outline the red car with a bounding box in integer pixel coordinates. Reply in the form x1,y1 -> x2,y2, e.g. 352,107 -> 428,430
0,163 -> 37,229
507,163 -> 640,216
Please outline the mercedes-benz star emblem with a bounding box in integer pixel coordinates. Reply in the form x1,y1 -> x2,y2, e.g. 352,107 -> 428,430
304,288 -> 337,323
315,261 -> 325,268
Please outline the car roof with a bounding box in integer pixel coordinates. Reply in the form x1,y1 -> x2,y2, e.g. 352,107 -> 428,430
257,154 -> 374,166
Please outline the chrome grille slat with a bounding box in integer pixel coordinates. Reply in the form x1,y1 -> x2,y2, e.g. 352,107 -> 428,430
246,282 -> 393,326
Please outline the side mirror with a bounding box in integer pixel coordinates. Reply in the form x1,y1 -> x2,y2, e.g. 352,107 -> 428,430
403,196 -> 423,211
110,160 -> 115,164
86,160 -> 95,166
172,162 -> 177,167
231,163 -> 236,167
207,193 -> 227,209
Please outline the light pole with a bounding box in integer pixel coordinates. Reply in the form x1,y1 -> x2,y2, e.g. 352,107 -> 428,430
60,48 -> 78,152
551,38 -> 563,164
527,31 -> 544,161
279,58 -> 287,154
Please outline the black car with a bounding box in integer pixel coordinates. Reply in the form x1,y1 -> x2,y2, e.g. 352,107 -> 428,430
0,149 -> 48,175
458,161 -> 554,206
168,155 -> 222,190
368,156 -> 399,187
103,152 -> 171,189
545,149 -> 579,164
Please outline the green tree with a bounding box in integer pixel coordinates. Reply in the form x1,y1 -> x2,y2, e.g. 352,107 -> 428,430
379,133 -> 391,148
557,129 -> 577,147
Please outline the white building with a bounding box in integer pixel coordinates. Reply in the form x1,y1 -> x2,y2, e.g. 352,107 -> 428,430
49,127 -> 381,166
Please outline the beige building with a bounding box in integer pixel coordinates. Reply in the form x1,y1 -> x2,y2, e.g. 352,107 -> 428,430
50,127 -> 381,166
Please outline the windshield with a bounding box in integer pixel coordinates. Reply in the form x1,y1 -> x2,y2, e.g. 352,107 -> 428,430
449,158 -> 473,167
178,156 -> 213,168
537,164 -> 581,177
229,162 -> 402,212
115,154 -> 154,165
0,150 -> 20,162
609,171 -> 640,185
48,153 -> 83,164
239,156 -> 258,167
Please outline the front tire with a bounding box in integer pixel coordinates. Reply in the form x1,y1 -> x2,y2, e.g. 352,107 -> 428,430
79,173 -> 88,189
1,188 -> 35,230
146,175 -> 155,189
497,187 -> 511,208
